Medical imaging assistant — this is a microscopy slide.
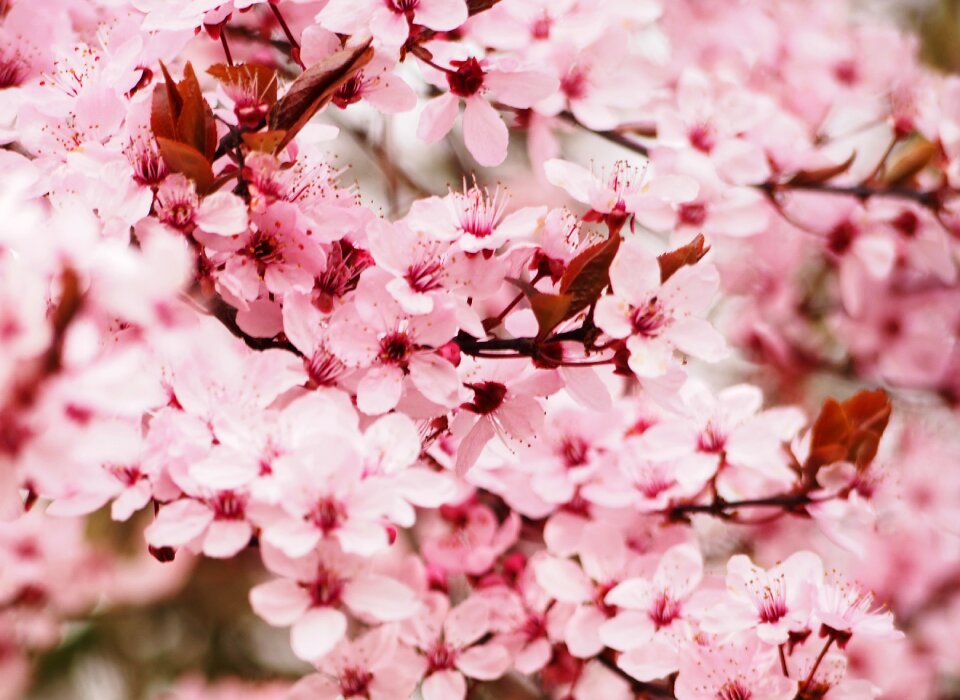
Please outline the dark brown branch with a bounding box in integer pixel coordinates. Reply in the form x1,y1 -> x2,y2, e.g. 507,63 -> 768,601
562,114 -> 946,211
663,492 -> 814,521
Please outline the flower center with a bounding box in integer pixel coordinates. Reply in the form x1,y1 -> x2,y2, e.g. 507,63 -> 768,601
559,436 -> 590,467
333,72 -> 365,109
688,125 -> 715,153
340,666 -> 374,697
379,331 -> 414,365
0,51 -> 26,89
717,681 -> 752,700
827,221 -> 857,255
307,347 -> 345,387
631,298 -> 667,337
426,643 -> 458,673
891,210 -> 918,238
679,202 -> 707,227
209,490 -> 246,520
305,566 -> 344,607
453,184 -> 507,239
697,423 -> 726,453
109,464 -> 143,487
388,0 -> 419,13
405,258 -> 445,293
757,585 -> 788,624
248,232 -> 282,263
649,591 -> 682,629
447,58 -> 485,97
463,381 -> 508,414
560,67 -> 587,100
308,496 -> 346,533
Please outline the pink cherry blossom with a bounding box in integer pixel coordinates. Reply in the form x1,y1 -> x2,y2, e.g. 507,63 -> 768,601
400,592 -> 512,700
250,541 -> 420,662
594,239 -> 727,377
418,53 -> 558,166
673,632 -> 797,700
289,625 -> 425,700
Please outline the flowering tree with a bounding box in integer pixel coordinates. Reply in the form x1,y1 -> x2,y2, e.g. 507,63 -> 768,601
2,0 -> 960,698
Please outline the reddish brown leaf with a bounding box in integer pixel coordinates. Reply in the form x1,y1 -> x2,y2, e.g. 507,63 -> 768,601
657,234 -> 710,283
559,234 -> 621,317
176,63 -> 218,161
269,41 -> 374,152
507,278 -> 572,342
151,62 -> 217,163
242,130 -> 288,153
882,136 -> 937,186
787,152 -> 856,186
150,62 -> 181,142
157,137 -> 215,194
804,388 -> 892,479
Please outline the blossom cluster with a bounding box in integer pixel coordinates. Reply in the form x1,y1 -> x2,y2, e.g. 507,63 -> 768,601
1,0 -> 959,698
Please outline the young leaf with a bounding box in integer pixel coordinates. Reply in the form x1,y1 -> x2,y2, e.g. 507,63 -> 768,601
804,388 -> 892,480
150,62 -> 181,142
657,234 -> 709,283
157,137 -> 216,194
882,136 -> 937,186
176,63 -> 218,161
269,41 -> 374,152
787,151 -> 856,186
558,234 -> 621,318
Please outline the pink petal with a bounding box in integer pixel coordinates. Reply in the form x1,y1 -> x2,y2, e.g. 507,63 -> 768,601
343,573 -> 420,621
249,578 -> 311,626
667,316 -> 728,362
455,417 -> 495,476
365,73 -> 418,114
616,638 -> 680,682
291,607 -> 348,661
462,97 -> 508,167
422,670 -> 466,700
599,611 -> 656,651
565,605 -> 606,658
609,241 -> 662,304
417,93 -> 461,145
195,191 -> 249,235
298,26 -> 340,66
409,354 -> 461,407
515,638 -> 552,674
145,499 -> 214,548
336,519 -> 390,557
202,519 -> 252,558
456,643 -> 511,680
712,139 -> 772,185
534,557 -> 594,603
654,543 -> 703,595
370,9 -> 409,48
415,0 -> 468,31
356,365 -> 404,415
289,675 -> 341,700
263,517 -> 322,558
484,69 -> 559,109
544,158 -> 599,204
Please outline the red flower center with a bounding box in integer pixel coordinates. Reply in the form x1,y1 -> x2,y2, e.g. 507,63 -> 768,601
679,202 -> 707,227
340,666 -> 374,697
305,566 -> 345,607
308,496 -> 346,533
463,381 -> 508,414
426,642 -> 458,672
447,58 -> 485,97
